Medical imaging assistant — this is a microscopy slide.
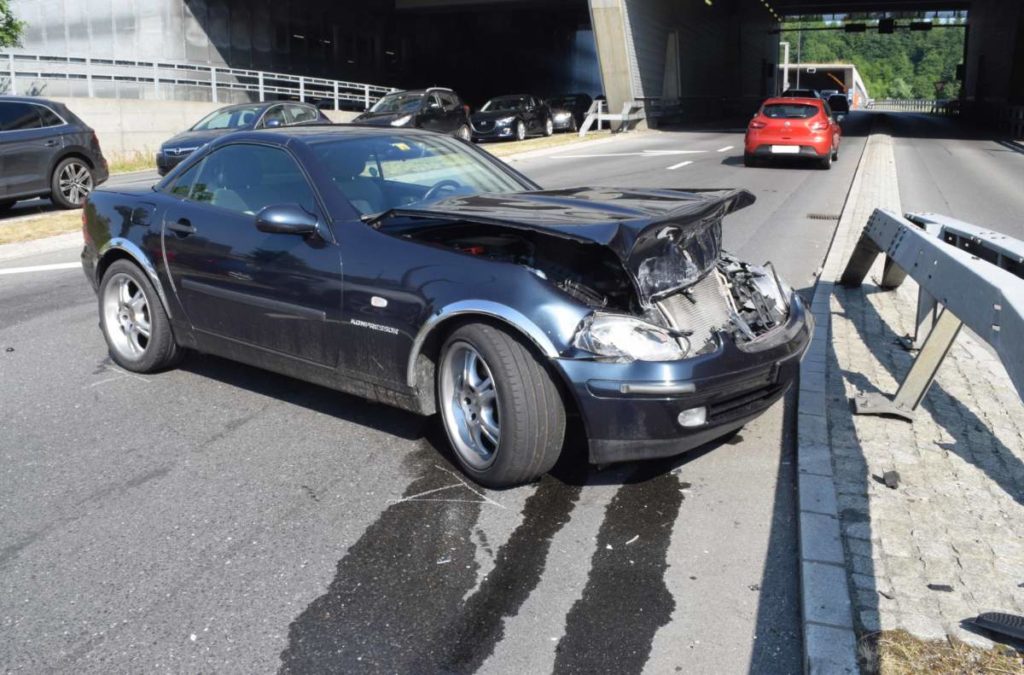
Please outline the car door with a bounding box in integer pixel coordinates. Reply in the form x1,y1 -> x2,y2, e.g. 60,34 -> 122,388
418,93 -> 445,133
160,142 -> 343,366
441,93 -> 462,133
0,102 -> 63,199
524,96 -> 541,132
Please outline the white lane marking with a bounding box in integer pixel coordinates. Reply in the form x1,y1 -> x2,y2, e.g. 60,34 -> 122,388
717,145 -> 734,152
0,262 -> 80,276
667,160 -> 694,170
549,149 -> 708,159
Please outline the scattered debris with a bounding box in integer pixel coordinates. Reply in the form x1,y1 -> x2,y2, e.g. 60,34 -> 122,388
300,485 -> 319,502
436,556 -> 451,565
872,470 -> 902,489
189,633 -> 197,642
4,347 -> 13,353
748,583 -> 761,591
625,535 -> 639,545
878,590 -> 895,600
927,583 -> 954,592
605,544 -> 613,550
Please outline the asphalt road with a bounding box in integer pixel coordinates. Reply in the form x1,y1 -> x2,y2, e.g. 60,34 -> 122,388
0,111 -> 890,674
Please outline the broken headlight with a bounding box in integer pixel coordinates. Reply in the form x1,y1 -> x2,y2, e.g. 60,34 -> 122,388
573,313 -> 690,362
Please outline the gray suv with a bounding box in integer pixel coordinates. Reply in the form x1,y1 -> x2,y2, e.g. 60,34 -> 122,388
0,97 -> 109,211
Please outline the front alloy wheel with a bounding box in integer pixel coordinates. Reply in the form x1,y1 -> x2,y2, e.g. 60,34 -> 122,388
51,158 -> 94,209
544,117 -> 554,136
437,324 -> 565,488
514,120 -> 526,142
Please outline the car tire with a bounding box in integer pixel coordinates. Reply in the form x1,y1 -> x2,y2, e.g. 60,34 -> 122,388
0,200 -> 16,212
832,145 -> 839,161
50,156 -> 95,209
98,260 -> 183,373
437,323 -> 565,488
454,124 -> 471,142
570,117 -> 578,133
819,152 -> 833,170
543,117 -> 554,137
744,153 -> 756,167
514,120 -> 526,142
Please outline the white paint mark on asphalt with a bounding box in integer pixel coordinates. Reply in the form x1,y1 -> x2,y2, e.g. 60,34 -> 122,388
88,376 -> 124,388
667,160 -> 694,170
387,465 -> 506,509
0,262 -> 80,276
717,145 -> 734,152
549,149 -> 707,159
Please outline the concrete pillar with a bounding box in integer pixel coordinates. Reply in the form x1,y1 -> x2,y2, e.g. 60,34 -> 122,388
588,0 -> 637,129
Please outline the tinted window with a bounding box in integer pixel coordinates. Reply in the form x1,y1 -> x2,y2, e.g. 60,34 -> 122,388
763,104 -> 819,119
185,144 -> 316,215
369,92 -> 424,114
169,162 -> 201,199
38,106 -> 65,127
288,105 -> 318,124
0,102 -> 43,131
481,96 -> 529,112
262,106 -> 287,127
191,105 -> 262,131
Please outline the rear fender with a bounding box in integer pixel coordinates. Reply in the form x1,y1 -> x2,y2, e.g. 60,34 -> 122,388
96,238 -> 174,320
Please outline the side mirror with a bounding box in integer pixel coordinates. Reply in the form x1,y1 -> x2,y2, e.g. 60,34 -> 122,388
264,118 -> 283,128
256,204 -> 319,236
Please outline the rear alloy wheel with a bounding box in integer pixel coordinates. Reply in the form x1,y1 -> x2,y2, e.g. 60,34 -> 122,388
438,324 -> 565,488
543,117 -> 554,137
99,260 -> 182,373
51,157 -> 94,209
454,124 -> 471,142
514,120 -> 526,142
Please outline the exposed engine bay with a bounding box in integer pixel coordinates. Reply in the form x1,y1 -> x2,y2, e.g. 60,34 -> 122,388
396,221 -> 791,354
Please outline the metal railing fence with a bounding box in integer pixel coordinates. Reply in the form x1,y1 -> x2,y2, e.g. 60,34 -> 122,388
1,51 -> 396,109
867,98 -> 960,115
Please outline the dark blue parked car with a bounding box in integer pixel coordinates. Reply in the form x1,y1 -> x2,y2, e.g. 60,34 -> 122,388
81,126 -> 811,487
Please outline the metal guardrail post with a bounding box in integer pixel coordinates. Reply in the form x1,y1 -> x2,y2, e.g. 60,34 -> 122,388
8,53 -> 15,95
853,308 -> 963,420
210,66 -> 218,103
86,56 -> 93,97
840,208 -> 1024,421
364,84 -> 370,110
153,62 -> 159,98
299,76 -> 305,102
258,71 -> 264,102
334,81 -> 340,110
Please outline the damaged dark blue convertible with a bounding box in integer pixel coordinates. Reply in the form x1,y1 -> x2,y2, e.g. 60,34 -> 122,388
81,126 -> 812,487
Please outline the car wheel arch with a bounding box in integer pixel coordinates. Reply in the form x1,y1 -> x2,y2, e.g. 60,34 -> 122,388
405,303 -> 566,412
95,240 -> 174,321
49,149 -> 94,180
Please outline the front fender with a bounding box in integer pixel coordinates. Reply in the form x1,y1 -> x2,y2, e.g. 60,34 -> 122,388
405,299 -> 582,388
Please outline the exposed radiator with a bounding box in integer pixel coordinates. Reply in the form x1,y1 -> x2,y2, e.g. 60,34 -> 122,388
656,271 -> 733,354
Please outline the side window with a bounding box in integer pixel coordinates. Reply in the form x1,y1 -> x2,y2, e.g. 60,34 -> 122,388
262,106 -> 287,127
287,105 -> 318,124
168,161 -> 202,199
37,106 -> 64,127
428,93 -> 443,110
441,93 -> 458,111
0,102 -> 42,131
185,144 -> 316,216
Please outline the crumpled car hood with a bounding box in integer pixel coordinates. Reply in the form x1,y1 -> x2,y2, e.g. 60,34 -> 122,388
377,187 -> 755,305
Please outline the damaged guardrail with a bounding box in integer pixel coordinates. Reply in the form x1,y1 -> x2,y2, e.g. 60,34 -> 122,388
840,209 -> 1024,420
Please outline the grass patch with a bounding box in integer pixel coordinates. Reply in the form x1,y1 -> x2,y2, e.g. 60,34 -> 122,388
0,211 -> 82,246
109,153 -> 156,175
480,130 -> 616,158
860,630 -> 1023,674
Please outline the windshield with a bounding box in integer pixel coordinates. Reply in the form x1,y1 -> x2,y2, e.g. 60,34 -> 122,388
313,134 -> 529,215
191,106 -> 263,131
369,92 -> 424,114
763,104 -> 819,119
481,96 -> 528,112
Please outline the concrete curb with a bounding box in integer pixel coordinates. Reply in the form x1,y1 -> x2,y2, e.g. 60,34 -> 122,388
796,133 -> 876,674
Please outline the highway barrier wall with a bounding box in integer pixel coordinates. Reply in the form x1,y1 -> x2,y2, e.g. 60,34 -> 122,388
51,97 -> 359,166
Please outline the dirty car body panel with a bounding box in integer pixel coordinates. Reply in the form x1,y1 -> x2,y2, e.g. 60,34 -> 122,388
81,125 -> 812,470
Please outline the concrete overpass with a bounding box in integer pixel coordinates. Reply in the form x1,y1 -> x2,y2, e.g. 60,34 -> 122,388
7,0 -> 1024,129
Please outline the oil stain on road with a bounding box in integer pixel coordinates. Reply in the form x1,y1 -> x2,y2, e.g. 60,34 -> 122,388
279,446 -> 685,674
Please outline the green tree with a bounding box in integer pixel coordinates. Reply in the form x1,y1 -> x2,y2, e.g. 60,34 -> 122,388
0,0 -> 25,48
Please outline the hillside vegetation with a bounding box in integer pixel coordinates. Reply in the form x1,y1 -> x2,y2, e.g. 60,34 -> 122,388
780,22 -> 966,99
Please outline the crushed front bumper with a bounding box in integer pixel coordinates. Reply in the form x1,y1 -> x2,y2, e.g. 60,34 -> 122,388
554,293 -> 813,465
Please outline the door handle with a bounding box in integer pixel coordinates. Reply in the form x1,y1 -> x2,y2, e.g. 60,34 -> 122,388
43,139 -> 59,147
167,218 -> 196,236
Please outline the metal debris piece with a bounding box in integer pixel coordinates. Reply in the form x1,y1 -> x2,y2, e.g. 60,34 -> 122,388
927,583 -> 954,592
970,612 -> 1024,642
882,471 -> 901,489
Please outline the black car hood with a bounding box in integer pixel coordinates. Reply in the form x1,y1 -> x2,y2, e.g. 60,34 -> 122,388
161,128 -> 238,151
377,187 -> 755,305
354,111 -> 410,126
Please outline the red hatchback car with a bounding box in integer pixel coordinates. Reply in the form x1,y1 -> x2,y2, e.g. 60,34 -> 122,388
744,97 -> 841,169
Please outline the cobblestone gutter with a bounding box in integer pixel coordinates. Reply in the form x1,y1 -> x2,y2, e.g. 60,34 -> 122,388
797,124 -> 1024,673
